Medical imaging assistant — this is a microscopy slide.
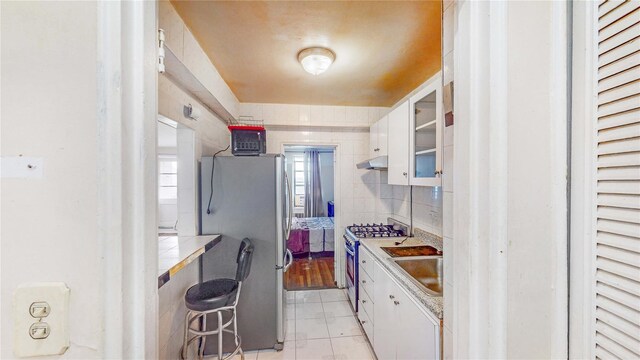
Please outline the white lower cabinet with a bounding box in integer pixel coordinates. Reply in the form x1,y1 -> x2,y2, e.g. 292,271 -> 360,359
358,247 -> 375,342
372,259 -> 440,360
357,303 -> 374,341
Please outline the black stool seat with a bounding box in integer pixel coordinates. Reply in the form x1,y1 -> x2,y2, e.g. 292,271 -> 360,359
185,278 -> 239,312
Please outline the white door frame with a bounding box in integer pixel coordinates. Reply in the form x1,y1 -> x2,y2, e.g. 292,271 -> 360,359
176,124 -> 198,236
453,1 -> 569,358
569,1 -> 598,359
280,142 -> 344,287
97,1 -> 159,357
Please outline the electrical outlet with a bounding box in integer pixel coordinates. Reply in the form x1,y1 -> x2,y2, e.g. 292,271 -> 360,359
13,282 -> 69,357
29,302 -> 51,318
29,323 -> 50,339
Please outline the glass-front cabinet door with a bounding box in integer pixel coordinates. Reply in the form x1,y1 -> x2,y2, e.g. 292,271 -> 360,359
409,73 -> 442,187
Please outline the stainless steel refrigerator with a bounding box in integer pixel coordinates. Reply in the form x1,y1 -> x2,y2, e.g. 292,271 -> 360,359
199,154 -> 293,352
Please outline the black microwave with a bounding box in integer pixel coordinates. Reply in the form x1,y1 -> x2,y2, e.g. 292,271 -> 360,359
229,126 -> 266,156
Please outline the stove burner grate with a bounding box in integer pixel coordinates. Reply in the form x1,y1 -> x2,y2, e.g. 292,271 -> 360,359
347,223 -> 405,238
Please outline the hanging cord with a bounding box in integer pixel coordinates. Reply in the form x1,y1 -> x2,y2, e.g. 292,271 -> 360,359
206,145 -> 230,214
394,236 -> 410,246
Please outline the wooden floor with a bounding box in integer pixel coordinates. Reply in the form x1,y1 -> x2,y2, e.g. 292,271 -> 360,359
285,257 -> 336,290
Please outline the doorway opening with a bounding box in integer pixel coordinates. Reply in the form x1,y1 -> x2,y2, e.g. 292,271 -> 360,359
157,116 -> 196,237
284,145 -> 337,290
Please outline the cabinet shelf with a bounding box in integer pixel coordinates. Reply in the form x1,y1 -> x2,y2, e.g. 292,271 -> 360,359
415,120 -> 437,131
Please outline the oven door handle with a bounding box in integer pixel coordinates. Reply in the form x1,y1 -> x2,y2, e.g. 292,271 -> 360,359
344,238 -> 356,257
345,247 -> 355,257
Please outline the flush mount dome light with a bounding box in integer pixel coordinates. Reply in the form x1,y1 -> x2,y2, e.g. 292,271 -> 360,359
298,47 -> 335,75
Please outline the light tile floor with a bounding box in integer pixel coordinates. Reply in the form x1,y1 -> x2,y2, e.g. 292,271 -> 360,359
238,288 -> 375,360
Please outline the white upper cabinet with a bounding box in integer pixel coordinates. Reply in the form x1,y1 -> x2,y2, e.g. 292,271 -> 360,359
409,73 -> 443,187
369,115 -> 389,158
387,101 -> 410,185
378,115 -> 388,156
369,121 -> 379,157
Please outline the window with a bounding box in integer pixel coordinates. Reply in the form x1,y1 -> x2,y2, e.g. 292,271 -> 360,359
293,155 -> 305,207
158,156 -> 177,202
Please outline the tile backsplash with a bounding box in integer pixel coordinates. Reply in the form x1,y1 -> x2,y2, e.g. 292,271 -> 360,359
374,172 -> 443,237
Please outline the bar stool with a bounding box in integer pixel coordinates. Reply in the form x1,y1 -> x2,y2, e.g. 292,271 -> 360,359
180,238 -> 254,360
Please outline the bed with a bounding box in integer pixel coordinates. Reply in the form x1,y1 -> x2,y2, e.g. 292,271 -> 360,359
287,217 -> 335,257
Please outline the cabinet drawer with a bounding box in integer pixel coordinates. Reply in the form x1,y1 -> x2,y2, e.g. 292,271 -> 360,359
359,247 -> 375,278
359,266 -> 374,301
357,303 -> 374,342
360,285 -> 374,318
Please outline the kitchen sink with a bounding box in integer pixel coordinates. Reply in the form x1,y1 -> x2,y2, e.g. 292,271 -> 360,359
381,245 -> 442,257
391,257 -> 443,296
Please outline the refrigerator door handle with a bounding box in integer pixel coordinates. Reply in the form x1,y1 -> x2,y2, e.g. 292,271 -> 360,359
284,249 -> 293,272
284,171 -> 293,241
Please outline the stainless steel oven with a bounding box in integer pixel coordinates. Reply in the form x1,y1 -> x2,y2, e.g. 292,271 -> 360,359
344,234 -> 359,311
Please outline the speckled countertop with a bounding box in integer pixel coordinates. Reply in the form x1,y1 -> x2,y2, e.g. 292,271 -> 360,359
157,234 -> 222,288
359,228 -> 443,319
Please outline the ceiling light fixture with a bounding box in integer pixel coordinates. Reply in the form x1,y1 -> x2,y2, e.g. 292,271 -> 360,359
298,47 -> 335,75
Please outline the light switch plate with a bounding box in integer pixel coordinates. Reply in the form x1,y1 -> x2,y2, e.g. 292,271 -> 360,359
13,282 -> 70,357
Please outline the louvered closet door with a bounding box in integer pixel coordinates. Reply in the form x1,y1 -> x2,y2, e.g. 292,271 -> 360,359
595,1 -> 640,359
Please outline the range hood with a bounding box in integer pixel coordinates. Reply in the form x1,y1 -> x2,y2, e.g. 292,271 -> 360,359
356,155 -> 388,170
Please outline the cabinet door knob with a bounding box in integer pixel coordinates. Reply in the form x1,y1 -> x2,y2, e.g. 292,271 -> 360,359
402,172 -> 407,176
389,295 -> 395,299
361,320 -> 367,324
362,300 -> 367,304
362,280 -> 367,284
394,300 -> 400,306
362,260 -> 366,264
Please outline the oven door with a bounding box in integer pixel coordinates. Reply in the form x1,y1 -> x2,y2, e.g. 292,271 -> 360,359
344,235 -> 358,311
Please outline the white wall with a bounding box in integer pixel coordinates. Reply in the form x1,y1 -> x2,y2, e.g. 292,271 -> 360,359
159,0 -> 239,119
241,103 -> 388,127
1,1 -> 103,357
159,75 -> 231,159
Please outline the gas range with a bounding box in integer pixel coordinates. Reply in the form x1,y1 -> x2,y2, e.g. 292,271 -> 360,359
344,219 -> 408,312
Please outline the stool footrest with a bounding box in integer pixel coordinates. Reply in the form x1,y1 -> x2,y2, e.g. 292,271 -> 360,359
180,331 -> 242,360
